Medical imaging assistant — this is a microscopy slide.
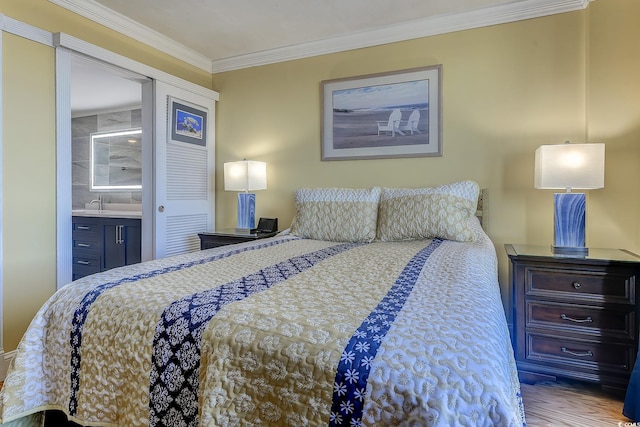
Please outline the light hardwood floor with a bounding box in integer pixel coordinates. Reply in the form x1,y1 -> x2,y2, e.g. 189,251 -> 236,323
0,380 -> 632,425
521,380 -> 631,426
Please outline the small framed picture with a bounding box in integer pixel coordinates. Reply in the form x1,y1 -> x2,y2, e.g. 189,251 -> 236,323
321,65 -> 442,160
170,97 -> 207,146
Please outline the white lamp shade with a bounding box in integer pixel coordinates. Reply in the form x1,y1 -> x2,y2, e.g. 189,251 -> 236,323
224,160 -> 267,192
534,143 -> 605,190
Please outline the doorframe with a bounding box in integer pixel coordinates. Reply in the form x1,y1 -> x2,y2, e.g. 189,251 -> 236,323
53,32 -> 219,288
55,46 -> 73,287
0,17 -> 4,356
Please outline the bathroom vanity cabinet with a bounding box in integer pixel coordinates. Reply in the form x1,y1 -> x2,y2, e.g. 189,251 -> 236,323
72,216 -> 141,280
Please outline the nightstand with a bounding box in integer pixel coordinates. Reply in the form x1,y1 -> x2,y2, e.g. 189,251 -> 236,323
506,244 -> 640,394
198,228 -> 278,250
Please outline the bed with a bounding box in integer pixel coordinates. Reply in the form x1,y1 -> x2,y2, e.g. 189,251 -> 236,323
0,181 -> 525,426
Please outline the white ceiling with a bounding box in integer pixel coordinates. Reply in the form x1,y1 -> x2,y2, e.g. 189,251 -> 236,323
91,0 -> 520,62
54,0 -> 590,73
61,0 -> 591,114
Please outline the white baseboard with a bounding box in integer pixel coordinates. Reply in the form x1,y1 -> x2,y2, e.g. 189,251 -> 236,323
0,350 -> 16,381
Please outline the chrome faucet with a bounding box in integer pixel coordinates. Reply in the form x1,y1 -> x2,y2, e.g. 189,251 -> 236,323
88,195 -> 103,211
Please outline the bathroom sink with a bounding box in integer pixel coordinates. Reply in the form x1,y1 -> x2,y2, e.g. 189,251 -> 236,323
71,209 -> 142,219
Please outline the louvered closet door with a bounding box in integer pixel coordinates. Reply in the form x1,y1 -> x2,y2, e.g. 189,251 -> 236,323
153,80 -> 216,258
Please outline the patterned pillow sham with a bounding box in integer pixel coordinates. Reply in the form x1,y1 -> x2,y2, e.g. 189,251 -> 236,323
290,187 -> 381,242
377,180 -> 480,242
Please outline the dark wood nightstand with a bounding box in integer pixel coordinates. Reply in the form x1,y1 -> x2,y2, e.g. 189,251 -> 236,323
506,244 -> 640,394
198,229 -> 278,250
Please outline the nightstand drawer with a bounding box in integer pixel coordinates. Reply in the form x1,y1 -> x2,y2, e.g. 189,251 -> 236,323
200,235 -> 253,249
527,301 -> 635,339
526,333 -> 634,372
507,244 -> 640,392
198,230 -> 278,250
525,267 -> 634,304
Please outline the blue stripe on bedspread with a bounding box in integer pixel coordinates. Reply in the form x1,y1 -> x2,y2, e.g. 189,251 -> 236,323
329,238 -> 443,427
68,237 -> 297,416
148,242 -> 362,427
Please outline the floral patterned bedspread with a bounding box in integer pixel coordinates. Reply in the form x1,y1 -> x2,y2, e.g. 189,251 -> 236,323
0,224 -> 525,426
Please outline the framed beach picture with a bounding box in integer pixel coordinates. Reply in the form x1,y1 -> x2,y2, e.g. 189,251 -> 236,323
169,97 -> 207,147
321,65 -> 442,160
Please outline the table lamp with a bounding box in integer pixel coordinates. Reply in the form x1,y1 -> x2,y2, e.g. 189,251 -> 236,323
224,160 -> 267,230
534,141 -> 605,255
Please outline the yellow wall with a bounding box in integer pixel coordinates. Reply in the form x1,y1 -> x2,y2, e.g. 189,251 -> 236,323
586,0 -> 640,251
213,0 -> 640,314
0,0 -> 214,351
2,33 -> 57,349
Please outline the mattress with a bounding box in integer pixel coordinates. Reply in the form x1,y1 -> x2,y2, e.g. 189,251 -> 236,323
0,223 -> 525,426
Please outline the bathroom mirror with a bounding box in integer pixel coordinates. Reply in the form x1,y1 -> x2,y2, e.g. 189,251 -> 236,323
91,128 -> 142,191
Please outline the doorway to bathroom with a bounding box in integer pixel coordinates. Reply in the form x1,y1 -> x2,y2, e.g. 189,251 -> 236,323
69,54 -> 147,281
55,37 -> 218,289
70,54 -> 146,213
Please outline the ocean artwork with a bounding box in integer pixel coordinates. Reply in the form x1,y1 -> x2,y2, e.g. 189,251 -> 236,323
176,108 -> 204,139
170,98 -> 208,147
331,80 -> 429,150
321,65 -> 442,160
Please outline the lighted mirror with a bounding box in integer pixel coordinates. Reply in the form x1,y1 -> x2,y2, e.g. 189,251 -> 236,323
90,129 -> 142,191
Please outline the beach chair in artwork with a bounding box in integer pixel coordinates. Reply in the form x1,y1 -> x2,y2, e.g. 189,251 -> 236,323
399,110 -> 421,135
376,109 -> 404,137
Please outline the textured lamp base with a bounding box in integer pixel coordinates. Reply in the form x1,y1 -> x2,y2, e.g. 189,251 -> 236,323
236,193 -> 256,230
552,245 -> 589,256
552,192 -> 588,256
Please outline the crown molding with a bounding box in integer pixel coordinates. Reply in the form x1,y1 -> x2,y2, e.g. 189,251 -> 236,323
49,0 -> 592,74
212,0 -> 592,72
48,0 -> 213,72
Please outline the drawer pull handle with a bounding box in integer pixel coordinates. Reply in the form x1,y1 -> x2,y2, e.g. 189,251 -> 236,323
561,347 -> 593,357
572,282 -> 582,289
76,260 -> 91,265
560,314 -> 593,323
77,243 -> 91,248
77,226 -> 91,230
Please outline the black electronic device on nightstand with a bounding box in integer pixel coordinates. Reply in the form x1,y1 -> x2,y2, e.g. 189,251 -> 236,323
252,217 -> 278,234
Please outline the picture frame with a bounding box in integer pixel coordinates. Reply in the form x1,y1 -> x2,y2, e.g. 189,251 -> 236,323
169,97 -> 207,147
321,65 -> 442,161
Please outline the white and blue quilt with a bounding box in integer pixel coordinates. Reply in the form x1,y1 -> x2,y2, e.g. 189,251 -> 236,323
0,223 -> 525,426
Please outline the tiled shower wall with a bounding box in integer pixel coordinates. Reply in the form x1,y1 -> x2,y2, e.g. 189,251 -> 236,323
72,108 -> 142,209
